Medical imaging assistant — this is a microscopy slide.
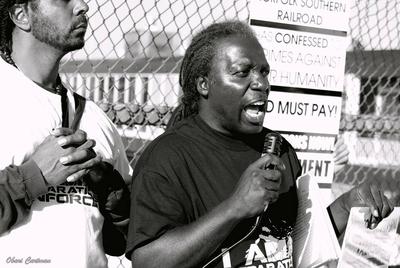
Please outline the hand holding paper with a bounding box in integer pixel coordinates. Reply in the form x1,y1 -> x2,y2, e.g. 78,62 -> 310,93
337,174 -> 400,229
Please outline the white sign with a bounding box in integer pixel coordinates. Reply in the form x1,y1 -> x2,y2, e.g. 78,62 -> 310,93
254,26 -> 347,91
250,0 -> 348,31
297,152 -> 334,180
281,131 -> 337,182
250,0 -> 349,183
281,131 -> 336,153
265,91 -> 342,134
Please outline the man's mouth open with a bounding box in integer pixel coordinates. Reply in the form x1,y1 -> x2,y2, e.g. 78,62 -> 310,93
243,101 -> 266,124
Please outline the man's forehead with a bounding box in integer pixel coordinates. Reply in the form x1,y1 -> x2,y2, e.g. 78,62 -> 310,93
215,38 -> 266,64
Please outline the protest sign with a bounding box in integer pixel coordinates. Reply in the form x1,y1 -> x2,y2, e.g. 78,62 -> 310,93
249,0 -> 349,186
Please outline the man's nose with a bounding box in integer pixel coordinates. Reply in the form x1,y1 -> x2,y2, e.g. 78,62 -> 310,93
73,0 -> 89,16
250,72 -> 270,94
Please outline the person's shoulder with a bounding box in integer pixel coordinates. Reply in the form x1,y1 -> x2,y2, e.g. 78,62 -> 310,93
132,129 -> 193,177
0,56 -> 16,74
140,120 -> 200,160
0,58 -> 32,98
144,128 -> 192,157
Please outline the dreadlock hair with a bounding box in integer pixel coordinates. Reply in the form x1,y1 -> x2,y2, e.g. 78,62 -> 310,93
0,0 -> 32,65
166,20 -> 259,129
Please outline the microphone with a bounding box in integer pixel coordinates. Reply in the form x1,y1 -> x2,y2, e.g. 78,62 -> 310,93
262,132 -> 283,169
261,132 -> 283,212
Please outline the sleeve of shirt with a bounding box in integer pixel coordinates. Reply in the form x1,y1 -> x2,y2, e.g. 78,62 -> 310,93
0,159 -> 47,235
125,167 -> 186,260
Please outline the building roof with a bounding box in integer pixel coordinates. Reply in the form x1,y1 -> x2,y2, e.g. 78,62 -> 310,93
346,50 -> 400,78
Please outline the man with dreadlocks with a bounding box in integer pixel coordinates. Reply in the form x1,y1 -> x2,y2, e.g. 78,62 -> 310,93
0,0 -> 132,267
126,20 -> 398,268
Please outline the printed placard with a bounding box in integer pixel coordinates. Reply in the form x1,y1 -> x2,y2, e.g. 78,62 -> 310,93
250,0 -> 348,182
250,0 -> 348,32
282,131 -> 337,184
280,131 -> 336,153
297,152 -> 334,183
253,26 -> 347,91
264,90 -> 342,134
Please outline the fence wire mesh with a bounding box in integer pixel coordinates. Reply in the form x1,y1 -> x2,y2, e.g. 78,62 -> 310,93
58,1 -> 400,266
337,0 -> 400,193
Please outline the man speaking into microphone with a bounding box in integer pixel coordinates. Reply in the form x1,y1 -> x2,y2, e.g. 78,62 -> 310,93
126,21 -> 397,268
127,21 -> 299,268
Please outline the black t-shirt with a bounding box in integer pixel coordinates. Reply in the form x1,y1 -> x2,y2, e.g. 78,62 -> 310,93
126,115 -> 302,267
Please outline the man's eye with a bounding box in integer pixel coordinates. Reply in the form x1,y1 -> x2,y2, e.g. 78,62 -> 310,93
235,70 -> 249,77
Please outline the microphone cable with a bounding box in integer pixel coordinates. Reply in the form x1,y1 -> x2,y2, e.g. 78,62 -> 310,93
201,215 -> 263,268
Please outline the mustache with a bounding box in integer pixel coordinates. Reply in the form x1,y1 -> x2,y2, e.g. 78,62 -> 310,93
72,15 -> 88,29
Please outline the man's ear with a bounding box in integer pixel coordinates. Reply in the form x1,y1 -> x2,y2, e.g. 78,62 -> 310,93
196,76 -> 209,98
9,4 -> 31,31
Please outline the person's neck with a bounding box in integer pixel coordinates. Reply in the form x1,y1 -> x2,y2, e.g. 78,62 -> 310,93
12,36 -> 64,90
198,109 -> 236,137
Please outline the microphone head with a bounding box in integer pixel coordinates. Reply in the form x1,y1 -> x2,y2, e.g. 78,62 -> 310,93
263,132 -> 283,157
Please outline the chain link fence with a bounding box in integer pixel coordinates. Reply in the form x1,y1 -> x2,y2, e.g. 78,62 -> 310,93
59,0 -> 400,266
335,0 -> 400,196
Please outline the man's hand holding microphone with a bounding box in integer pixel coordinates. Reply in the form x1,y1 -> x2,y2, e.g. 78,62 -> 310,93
226,154 -> 285,219
202,134 -> 286,267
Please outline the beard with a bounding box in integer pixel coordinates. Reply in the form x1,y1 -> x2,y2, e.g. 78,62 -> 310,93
30,11 -> 86,52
